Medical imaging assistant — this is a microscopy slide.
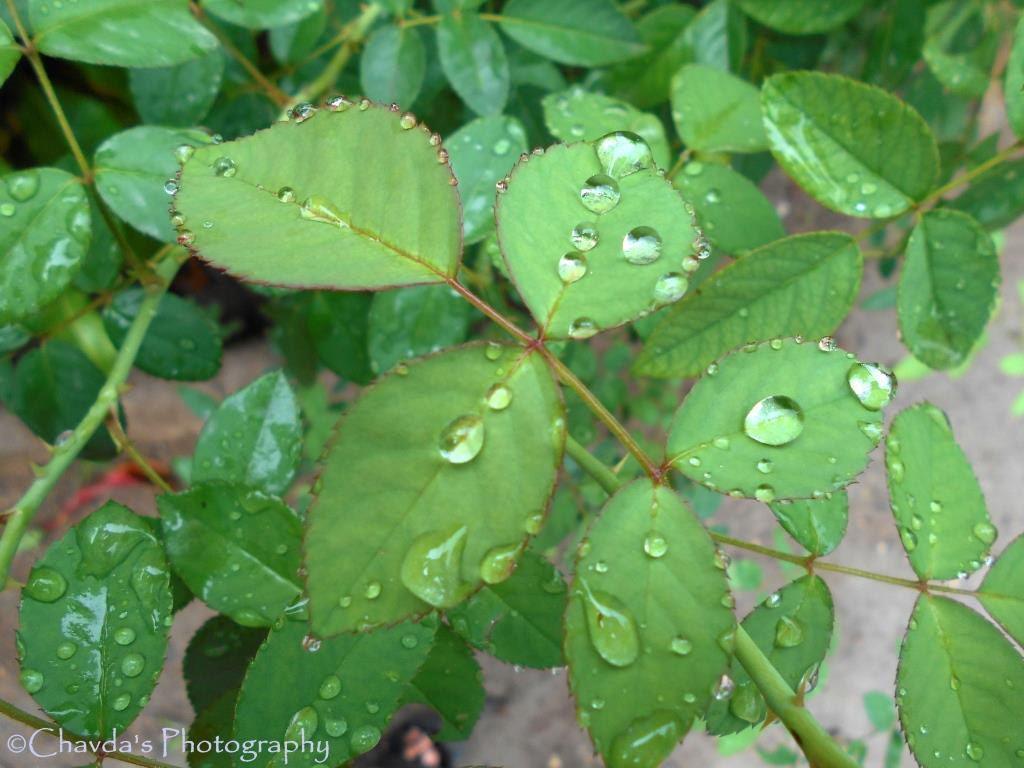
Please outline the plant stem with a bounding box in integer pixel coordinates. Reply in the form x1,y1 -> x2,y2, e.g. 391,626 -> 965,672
0,254 -> 184,588
398,14 -> 441,28
0,697 -> 180,768
917,139 -> 1023,207
733,626 -> 860,768
565,436 -> 624,495
106,407 -> 173,493
293,2 -> 383,106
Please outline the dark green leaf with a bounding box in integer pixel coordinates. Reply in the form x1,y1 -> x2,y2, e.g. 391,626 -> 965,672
192,370 -> 302,496
736,0 -> 867,34
129,51 -> 225,126
18,502 -> 172,737
269,5 -> 326,65
921,1 -> 996,99
437,12 -> 509,116
403,625 -> 485,741
636,233 -> 862,379
304,292 -> 373,384
606,5 -> 695,108
367,284 -> 471,374
158,482 -> 302,626
946,158 -> 1024,230
1007,17 -> 1024,139
683,0 -> 746,73
671,64 -> 766,154
979,534 -> 1024,646
359,25 -> 427,108
73,192 -> 123,293
886,403 -> 995,580
0,18 -> 20,85
187,689 -> 237,768
201,0 -> 322,29
183,616 -> 265,715
770,492 -> 848,556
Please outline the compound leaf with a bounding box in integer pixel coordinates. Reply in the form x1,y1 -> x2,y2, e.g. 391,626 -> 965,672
174,102 -> 462,290
183,616 -> 266,715
636,233 -> 862,379
898,209 -> 998,370
201,0 -> 322,29
402,625 -> 485,741
667,338 -> 891,499
128,50 -> 225,126
564,480 -> 734,766
886,403 -> 995,581
367,284 -> 471,375
769,492 -> 849,557
359,25 -> 426,108
979,534 -> 1024,646
897,596 -> 1024,768
18,502 -> 172,737
305,343 -> 564,636
735,0 -> 867,34
762,72 -> 938,218
437,11 -> 510,116
671,64 -> 767,154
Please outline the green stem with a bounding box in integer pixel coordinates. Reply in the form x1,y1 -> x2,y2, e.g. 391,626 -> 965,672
565,436 -> 624,495
918,140 -> 1023,207
0,697 -> 180,768
292,2 -> 383,107
733,627 -> 860,768
106,407 -> 173,493
0,254 -> 184,587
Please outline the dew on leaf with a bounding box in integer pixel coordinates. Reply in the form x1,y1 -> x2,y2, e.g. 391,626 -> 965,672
847,362 -> 896,411
730,683 -> 763,723
774,616 -> 804,647
55,641 -> 77,660
643,532 -> 668,558
213,156 -> 237,177
558,252 -> 587,284
25,567 -> 67,603
754,485 -> 775,503
364,581 -> 382,600
594,131 -> 653,178
114,627 -> 136,646
121,653 -> 145,677
485,383 -> 512,410
972,521 -> 997,545
291,102 -> 316,122
609,711 -> 683,768
713,674 -> 735,700
300,196 -> 347,227
319,674 -> 342,700
20,668 -> 43,693
399,112 -> 417,130
622,226 -> 662,265
670,636 -> 692,656
479,543 -> 519,585
8,170 -> 40,201
325,95 -> 353,111
578,579 -> 639,668
653,273 -> 688,303
900,527 -> 918,552
744,395 -> 805,446
277,186 -> 296,203
163,179 -> 178,195
350,725 -> 382,755
579,174 -> 620,214
439,415 -> 484,464
568,317 -> 598,339
570,222 -> 599,251
400,526 -> 469,607
324,717 -> 348,738
285,705 -> 318,740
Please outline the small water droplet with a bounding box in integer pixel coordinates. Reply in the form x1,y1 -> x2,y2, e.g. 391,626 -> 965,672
20,668 -> 43,693
439,414 -> 484,464
300,195 -> 347,227
485,383 -> 512,411
163,179 -> 178,195
112,692 -> 131,711
177,230 -> 195,246
818,336 -> 837,352
350,725 -> 382,755
213,156 -> 237,177
8,170 -> 40,201
756,459 -> 773,475
324,717 -> 348,738
579,174 -> 620,214
114,627 -> 136,646
754,485 -> 775,503
973,521 -> 997,545
568,317 -> 598,339
774,616 -> 804,647
480,543 -> 519,585
900,527 -> 918,552
966,742 -> 984,762
744,396 -> 804,446
713,674 -> 735,700
622,226 -> 662,265
56,641 -> 77,660
570,222 -> 599,251
364,581 -> 382,599
277,186 -> 296,203
319,674 -> 342,699
291,102 -> 316,122
399,112 -> 417,129
643,532 -> 668,558
578,579 -> 639,667
121,653 -> 145,677
400,526 -> 469,607
325,94 -> 353,111
285,705 -> 318,740
847,362 -> 897,410
594,131 -> 653,178
670,636 -> 692,656
653,273 -> 687,303
558,252 -> 587,284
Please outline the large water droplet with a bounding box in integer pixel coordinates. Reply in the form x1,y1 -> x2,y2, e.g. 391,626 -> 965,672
319,674 -> 342,700
558,252 -> 587,284
8,170 -> 40,201
595,131 -> 653,178
285,705 -> 319,740
744,396 -> 804,446
568,317 -> 598,339
579,174 -> 620,214
965,742 -> 984,762
729,682 -> 764,723
121,653 -> 145,677
643,532 -> 668,558
439,414 -> 484,464
609,711 -> 683,768
847,362 -> 896,411
570,222 -> 599,251
480,543 -> 519,585
300,196 -> 347,227
56,641 -> 77,660
622,226 -> 662,265
579,579 -> 639,668
399,112 -> 417,130
485,383 -> 512,410
400,526 -> 469,607
25,567 -> 67,603
20,668 -> 43,693
325,717 -> 348,738
350,725 -> 382,755
653,273 -> 688,304
113,692 -> 131,711
774,616 -> 804,647
973,521 -> 997,545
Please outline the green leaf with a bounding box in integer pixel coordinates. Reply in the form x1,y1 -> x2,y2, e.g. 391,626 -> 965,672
864,690 -> 897,731
29,0 -> 218,67
1,168 -> 89,323
447,115 -> 528,244
564,480 -> 734,766
304,292 -> 374,384
103,287 -> 222,381
540,87 -> 671,170
233,616 -> 435,766
367,284 -> 471,374
187,690 -> 237,768
447,549 -> 566,669
437,12 -> 510,116
496,139 -> 696,339
735,0 -> 867,34
979,534 -> 1024,646
402,625 -> 485,741
0,18 -> 20,86
635,233 -> 862,379
606,5 -> 695,109
897,596 -> 1024,768
898,209 -> 999,370
174,101 -> 462,290
9,340 -> 118,460
946,158 -> 1024,230
706,575 -> 833,735
18,501 -> 172,737
183,615 -> 266,715
684,0 -> 747,73
769,492 -> 848,557
921,1 -> 996,99
498,0 -> 646,67
304,343 -> 564,636
667,338 -> 891,500
671,64 -> 766,154
191,370 -> 302,496
1007,17 -> 1024,139
269,5 -> 326,65
158,482 -> 302,626
671,161 -> 784,255
762,72 -> 939,218
359,25 -> 426,108
201,0 -> 322,29
129,50 -> 225,126
886,403 -> 996,581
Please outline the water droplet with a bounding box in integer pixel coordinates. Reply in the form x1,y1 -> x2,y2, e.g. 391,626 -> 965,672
754,485 -> 775,503
966,742 -> 984,762
681,256 -> 700,273
20,668 -> 43,693
973,521 -> 997,545
568,317 -> 598,339
609,710 -> 684,768
25,567 -> 67,602
730,682 -> 764,723
173,144 -> 195,164
400,526 -> 469,607
670,636 -> 692,656
622,226 -> 662,265
114,627 -> 136,646
339,595 -> 352,608
170,212 -> 185,228
401,634 -> 419,649
847,362 -> 897,411
121,653 -> 145,677
319,674 -> 342,700
277,186 -> 296,203
570,222 -> 599,251
900,527 -> 918,552
399,112 -> 416,129
56,641 -> 77,660
591,697 -> 606,710
756,459 -> 773,475
480,543 -> 519,585
291,102 -> 316,122
595,131 -> 653,178
439,414 -> 484,464
713,674 -> 735,700
744,396 -> 804,446
350,725 -> 382,755
285,705 -> 318,740
578,579 -> 639,667
706,363 -> 719,376
579,174 -> 620,214
558,252 -> 587,284
653,273 -> 688,303
818,336 -> 837,352
484,383 -> 512,411
525,512 -> 544,534
324,717 -> 348,738
113,692 -> 131,711
325,94 -> 353,111
484,342 -> 503,361
774,616 -> 804,647
492,138 -> 511,155
213,156 -> 237,177
765,591 -> 782,608
163,179 -> 178,194
859,420 -> 883,443
300,195 -> 347,227
643,532 -> 668,558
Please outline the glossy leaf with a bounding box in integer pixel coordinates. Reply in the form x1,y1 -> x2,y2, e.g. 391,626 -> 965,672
540,87 -> 670,170
921,1 -> 996,99
29,0 -> 218,67
886,403 -> 995,581
18,502 -> 172,737
606,5 -> 695,108
979,534 -> 1024,646
183,616 -> 266,714
234,616 -> 435,766
0,18 -> 19,85
437,12 -> 509,116
667,338 -> 888,499
158,482 -> 302,627
102,287 -> 222,381
496,140 -> 696,339
898,209 -> 999,370
174,102 -> 461,290
671,64 -> 766,154
769,492 -> 849,557
402,625 -> 485,741
684,0 -> 746,73
0,168 -> 89,323
447,549 -> 565,669
201,0 -> 322,30
367,284 -> 470,374
359,25 -> 426,108
498,0 -> 646,67
304,292 -> 374,384
736,0 -> 867,34
636,233 -> 862,379
447,115 -> 528,243
191,370 -> 302,496
129,51 -> 225,126
304,343 -> 564,636
564,480 -> 734,766
670,161 -> 784,255
946,158 -> 1024,230
1007,17 -> 1024,139
762,72 -> 939,218
707,575 -> 833,735
897,596 -> 1024,768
